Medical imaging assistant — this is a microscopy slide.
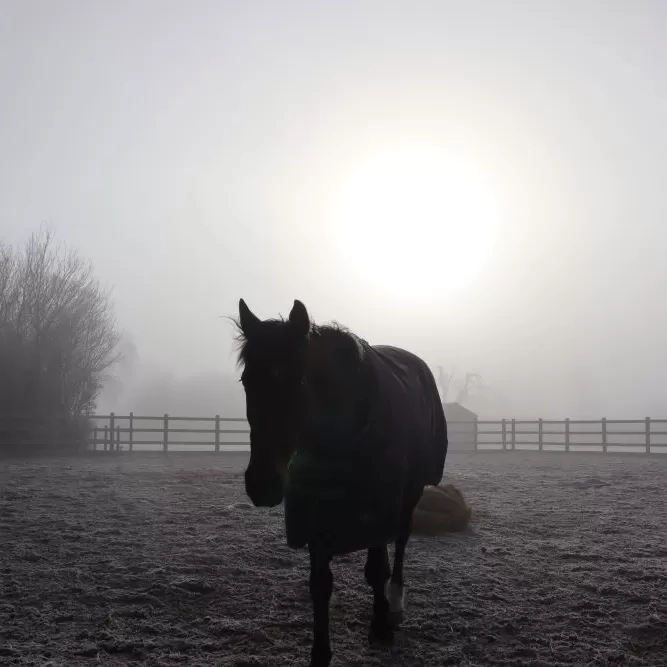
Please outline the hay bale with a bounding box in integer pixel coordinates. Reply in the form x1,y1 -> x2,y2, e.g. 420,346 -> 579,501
411,483 -> 472,535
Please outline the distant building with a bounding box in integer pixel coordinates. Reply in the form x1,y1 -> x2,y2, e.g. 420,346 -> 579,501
444,402 -> 478,451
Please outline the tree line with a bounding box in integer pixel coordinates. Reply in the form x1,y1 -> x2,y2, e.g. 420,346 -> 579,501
0,228 -> 119,453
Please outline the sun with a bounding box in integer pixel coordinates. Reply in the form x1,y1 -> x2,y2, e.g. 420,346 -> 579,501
332,147 -> 504,301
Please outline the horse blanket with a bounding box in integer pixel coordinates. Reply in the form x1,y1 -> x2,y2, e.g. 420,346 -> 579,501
284,344 -> 448,555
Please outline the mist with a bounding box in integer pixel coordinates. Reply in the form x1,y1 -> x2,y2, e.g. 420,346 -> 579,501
2,0 -> 666,419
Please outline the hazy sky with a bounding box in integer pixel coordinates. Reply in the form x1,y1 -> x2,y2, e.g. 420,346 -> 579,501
1,1 -> 666,417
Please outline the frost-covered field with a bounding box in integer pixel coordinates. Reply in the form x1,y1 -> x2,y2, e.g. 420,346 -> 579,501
1,451 -> 666,666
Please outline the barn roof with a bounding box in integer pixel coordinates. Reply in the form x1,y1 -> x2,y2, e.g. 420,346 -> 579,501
443,402 -> 478,420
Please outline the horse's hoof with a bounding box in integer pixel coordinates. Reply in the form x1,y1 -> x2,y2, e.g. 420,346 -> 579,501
386,582 -> 405,629
369,618 -> 394,645
310,644 -> 332,667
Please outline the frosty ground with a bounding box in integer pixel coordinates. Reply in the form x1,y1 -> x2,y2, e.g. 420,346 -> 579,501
1,451 -> 666,666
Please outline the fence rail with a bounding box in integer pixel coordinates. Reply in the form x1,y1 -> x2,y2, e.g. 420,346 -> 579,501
84,413 -> 249,453
2,414 -> 667,455
469,417 -> 667,454
87,414 -> 667,454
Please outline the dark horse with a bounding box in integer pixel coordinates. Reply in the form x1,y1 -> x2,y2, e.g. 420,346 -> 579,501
235,299 -> 447,666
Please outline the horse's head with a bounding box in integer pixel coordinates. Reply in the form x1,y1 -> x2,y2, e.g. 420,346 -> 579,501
235,298 -> 372,507
235,298 -> 310,507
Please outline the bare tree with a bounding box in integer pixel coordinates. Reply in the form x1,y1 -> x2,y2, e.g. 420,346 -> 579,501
456,372 -> 484,405
0,227 -> 121,450
436,367 -> 485,406
437,365 -> 456,403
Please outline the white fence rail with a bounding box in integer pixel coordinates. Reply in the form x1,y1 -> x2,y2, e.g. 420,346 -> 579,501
1,413 -> 664,454
470,417 -> 667,454
88,413 -> 248,452
81,414 -> 667,455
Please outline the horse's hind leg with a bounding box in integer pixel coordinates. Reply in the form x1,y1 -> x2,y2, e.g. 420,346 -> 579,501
364,545 -> 393,644
388,492 -> 420,628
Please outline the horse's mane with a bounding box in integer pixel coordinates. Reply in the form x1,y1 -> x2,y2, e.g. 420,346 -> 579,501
231,315 -> 366,370
230,315 -> 285,369
310,322 -> 367,366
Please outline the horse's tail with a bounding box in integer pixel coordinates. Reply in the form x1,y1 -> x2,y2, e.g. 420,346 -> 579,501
425,366 -> 448,486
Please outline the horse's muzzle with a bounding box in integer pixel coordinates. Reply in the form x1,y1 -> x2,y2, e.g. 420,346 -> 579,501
245,463 -> 285,507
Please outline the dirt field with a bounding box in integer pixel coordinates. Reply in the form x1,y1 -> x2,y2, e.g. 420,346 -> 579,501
1,451 -> 666,666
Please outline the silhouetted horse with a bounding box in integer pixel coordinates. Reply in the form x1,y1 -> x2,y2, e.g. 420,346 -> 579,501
234,299 -> 447,666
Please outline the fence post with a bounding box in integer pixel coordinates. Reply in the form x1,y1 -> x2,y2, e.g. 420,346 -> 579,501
565,418 -> 570,452
538,418 -> 543,451
646,417 -> 651,454
129,412 -> 134,453
93,426 -> 98,452
511,418 -> 516,450
602,417 -> 607,453
215,414 -> 220,453
116,426 -> 121,452
103,425 -> 108,451
109,413 -> 115,452
501,419 -> 507,450
472,417 -> 478,451
163,414 -> 169,453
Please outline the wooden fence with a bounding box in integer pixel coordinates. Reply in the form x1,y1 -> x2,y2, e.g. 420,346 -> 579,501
472,417 -> 667,454
84,414 -> 667,455
88,413 -> 249,452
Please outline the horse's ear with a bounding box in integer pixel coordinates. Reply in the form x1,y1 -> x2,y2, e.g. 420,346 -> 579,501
288,299 -> 310,338
239,298 -> 261,337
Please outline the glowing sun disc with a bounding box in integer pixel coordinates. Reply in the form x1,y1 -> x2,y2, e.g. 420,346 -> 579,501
333,148 -> 503,300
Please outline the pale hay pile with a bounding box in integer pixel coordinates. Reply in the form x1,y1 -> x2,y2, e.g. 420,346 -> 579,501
412,482 -> 472,535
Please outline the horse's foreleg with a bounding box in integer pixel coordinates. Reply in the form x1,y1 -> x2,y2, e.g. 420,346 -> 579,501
365,545 -> 393,643
308,543 -> 333,667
